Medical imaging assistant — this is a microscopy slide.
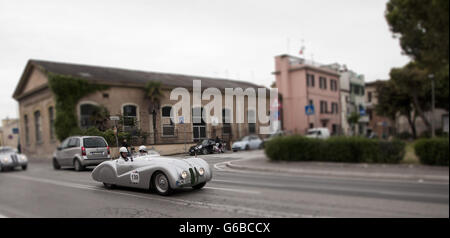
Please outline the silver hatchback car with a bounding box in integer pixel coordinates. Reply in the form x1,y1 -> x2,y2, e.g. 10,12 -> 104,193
53,136 -> 111,171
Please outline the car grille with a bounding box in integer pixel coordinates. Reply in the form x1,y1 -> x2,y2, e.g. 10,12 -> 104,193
189,167 -> 200,185
10,154 -> 18,164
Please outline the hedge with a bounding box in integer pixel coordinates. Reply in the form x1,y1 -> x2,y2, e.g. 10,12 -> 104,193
414,138 -> 449,166
264,136 -> 406,164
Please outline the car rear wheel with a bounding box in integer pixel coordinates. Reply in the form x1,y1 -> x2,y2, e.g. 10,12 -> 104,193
74,159 -> 84,172
152,172 -> 172,196
245,145 -> 250,150
53,158 -> 61,170
21,165 -> 27,170
192,182 -> 206,190
202,148 -> 208,155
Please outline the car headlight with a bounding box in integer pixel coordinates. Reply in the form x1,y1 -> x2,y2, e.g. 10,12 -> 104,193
181,171 -> 188,179
1,157 -> 12,163
198,167 -> 205,176
19,155 -> 28,162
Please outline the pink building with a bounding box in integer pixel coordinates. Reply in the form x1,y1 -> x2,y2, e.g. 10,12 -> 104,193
274,55 -> 341,135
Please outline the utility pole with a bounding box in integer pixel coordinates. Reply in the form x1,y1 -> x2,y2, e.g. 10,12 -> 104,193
429,74 -> 435,138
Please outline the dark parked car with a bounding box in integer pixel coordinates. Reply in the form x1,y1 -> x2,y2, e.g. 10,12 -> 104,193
189,139 -> 216,155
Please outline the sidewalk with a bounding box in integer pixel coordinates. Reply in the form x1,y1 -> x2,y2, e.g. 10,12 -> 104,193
226,152 -> 449,182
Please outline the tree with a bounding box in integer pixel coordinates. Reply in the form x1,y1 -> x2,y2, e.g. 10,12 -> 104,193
347,112 -> 360,136
375,80 -> 418,138
144,81 -> 163,144
385,0 -> 449,73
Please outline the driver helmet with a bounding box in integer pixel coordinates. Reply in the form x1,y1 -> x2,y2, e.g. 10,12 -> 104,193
119,147 -> 128,159
138,145 -> 147,154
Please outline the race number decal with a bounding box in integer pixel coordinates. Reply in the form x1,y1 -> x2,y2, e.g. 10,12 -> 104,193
130,171 -> 140,184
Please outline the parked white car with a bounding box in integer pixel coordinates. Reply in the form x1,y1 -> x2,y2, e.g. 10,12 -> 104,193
306,128 -> 330,139
232,135 -> 263,152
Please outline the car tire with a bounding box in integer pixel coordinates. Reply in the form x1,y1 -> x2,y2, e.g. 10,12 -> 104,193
74,159 -> 84,172
192,182 -> 206,190
233,150 -> 237,152
53,158 -> 61,170
21,165 -> 27,170
152,171 -> 173,196
245,145 -> 250,151
103,183 -> 115,189
0,164 -> 3,172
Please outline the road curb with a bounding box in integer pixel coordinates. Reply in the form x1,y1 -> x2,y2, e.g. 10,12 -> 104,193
226,161 -> 450,182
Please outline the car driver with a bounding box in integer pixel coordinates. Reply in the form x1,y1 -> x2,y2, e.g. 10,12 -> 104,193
138,145 -> 148,156
117,147 -> 133,163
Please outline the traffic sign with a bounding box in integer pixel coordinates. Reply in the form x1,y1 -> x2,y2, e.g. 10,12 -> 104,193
305,105 -> 315,115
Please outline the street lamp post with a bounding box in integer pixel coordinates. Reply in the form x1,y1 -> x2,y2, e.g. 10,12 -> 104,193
429,74 -> 435,138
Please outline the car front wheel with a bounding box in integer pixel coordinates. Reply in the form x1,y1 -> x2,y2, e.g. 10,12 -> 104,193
21,165 -> 27,170
152,172 -> 173,196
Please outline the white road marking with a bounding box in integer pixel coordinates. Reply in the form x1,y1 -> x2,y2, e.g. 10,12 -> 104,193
7,174 -> 314,218
205,186 -> 260,194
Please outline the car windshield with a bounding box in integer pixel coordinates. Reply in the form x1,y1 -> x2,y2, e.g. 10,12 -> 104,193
83,137 -> 107,148
201,140 -> 210,146
0,147 -> 15,153
240,136 -> 250,141
307,130 -> 321,135
147,150 -> 160,155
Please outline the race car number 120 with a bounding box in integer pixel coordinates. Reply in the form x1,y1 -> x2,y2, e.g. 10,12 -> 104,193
130,171 -> 140,184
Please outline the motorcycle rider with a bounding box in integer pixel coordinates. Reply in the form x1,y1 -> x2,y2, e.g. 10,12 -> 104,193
138,145 -> 148,156
117,147 -> 133,163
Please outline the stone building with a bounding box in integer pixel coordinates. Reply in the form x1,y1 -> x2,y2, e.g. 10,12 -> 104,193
13,60 -> 269,160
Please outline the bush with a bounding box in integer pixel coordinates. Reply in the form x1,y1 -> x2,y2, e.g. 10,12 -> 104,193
414,138 -> 449,166
265,136 -> 405,164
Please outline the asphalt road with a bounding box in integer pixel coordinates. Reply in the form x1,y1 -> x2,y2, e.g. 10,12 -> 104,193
0,151 -> 448,218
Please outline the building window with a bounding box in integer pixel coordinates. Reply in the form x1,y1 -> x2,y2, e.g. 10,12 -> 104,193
34,111 -> 42,143
222,109 -> 231,135
320,101 -> 328,114
330,80 -> 338,91
319,77 -> 327,89
248,110 -> 256,134
161,106 -> 175,136
192,107 -> 206,141
331,103 -> 339,114
307,74 -> 315,87
80,104 -> 98,129
309,123 -> 314,129
24,115 -> 30,145
368,92 -> 372,103
123,104 -> 138,130
49,107 -> 55,140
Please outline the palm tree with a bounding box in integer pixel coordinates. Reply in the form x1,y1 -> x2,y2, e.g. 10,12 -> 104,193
144,81 -> 163,144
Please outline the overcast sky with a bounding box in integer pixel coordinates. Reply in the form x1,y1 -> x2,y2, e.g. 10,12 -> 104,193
0,0 -> 410,123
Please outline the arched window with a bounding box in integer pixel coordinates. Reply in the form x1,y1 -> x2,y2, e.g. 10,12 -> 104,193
248,110 -> 256,134
192,107 -> 206,141
123,104 -> 138,130
161,106 -> 174,136
222,108 -> 231,135
24,114 -> 30,145
34,110 -> 42,143
80,104 -> 97,129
